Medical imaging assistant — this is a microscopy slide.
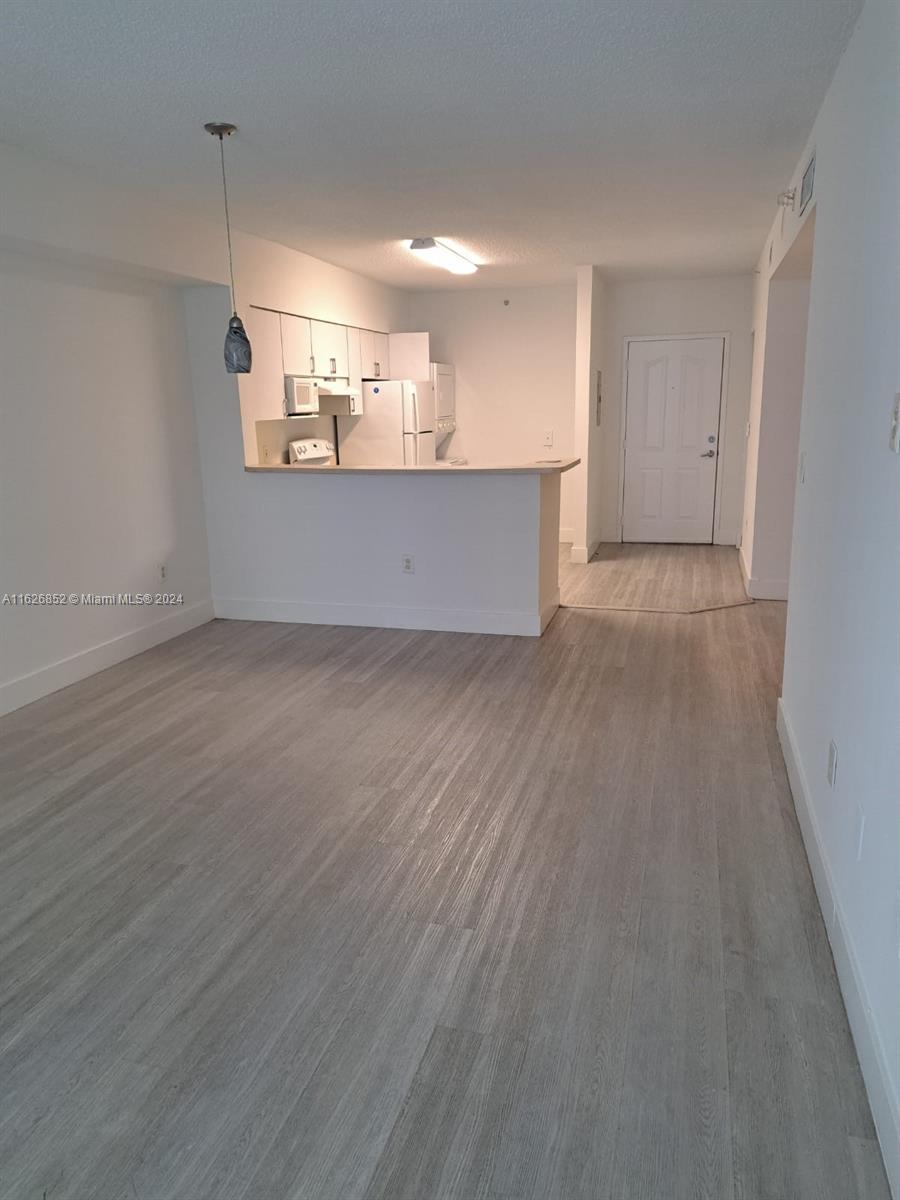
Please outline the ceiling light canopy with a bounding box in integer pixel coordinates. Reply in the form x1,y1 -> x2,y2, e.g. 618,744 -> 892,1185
408,237 -> 478,275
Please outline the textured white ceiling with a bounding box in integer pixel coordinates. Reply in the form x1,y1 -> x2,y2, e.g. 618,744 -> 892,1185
0,0 -> 859,289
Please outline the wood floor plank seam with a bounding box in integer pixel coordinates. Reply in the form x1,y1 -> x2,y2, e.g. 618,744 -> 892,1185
560,598 -> 755,615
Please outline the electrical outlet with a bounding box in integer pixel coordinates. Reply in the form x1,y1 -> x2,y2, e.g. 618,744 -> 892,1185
855,800 -> 866,862
159,563 -> 167,582
543,430 -> 554,448
401,554 -> 415,575
826,740 -> 838,788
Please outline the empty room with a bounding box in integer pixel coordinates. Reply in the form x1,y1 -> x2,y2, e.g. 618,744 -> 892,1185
1,0 -> 898,1197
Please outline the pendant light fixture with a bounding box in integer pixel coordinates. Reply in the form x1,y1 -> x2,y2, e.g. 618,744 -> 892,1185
204,122 -> 252,373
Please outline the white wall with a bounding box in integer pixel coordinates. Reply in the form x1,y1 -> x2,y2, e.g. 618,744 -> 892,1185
740,276 -> 810,597
774,0 -> 900,1190
407,285 -> 577,538
0,251 -> 212,714
0,145 -> 413,710
596,276 -> 753,544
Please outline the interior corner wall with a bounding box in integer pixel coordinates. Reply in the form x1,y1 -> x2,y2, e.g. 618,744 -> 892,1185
741,277 -> 810,598
0,251 -> 213,715
774,0 -> 900,1190
741,256 -> 771,583
407,284 -> 577,540
598,275 -> 753,544
572,266 -> 605,561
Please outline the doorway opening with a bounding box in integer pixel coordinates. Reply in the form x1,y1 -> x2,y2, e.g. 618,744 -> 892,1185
740,212 -> 815,600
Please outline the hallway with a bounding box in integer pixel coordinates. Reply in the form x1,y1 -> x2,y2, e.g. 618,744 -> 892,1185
0,597 -> 889,1197
560,542 -> 751,613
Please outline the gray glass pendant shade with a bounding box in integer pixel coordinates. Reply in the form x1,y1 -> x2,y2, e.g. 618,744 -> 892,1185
224,313 -> 252,374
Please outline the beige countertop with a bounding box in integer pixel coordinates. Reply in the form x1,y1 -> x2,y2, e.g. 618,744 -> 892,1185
245,457 -> 579,476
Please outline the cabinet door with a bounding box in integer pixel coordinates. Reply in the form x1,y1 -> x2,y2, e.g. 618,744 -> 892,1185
358,330 -> 391,379
373,333 -> 390,380
280,313 -> 313,376
347,327 -> 363,391
359,329 -> 376,377
310,320 -> 349,377
239,307 -> 285,463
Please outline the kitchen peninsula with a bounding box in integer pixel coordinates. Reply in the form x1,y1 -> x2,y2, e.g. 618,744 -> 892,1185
226,458 -> 579,636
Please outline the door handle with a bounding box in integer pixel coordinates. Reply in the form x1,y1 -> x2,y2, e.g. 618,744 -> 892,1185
374,362 -> 381,377
330,357 -> 337,374
309,356 -> 315,374
700,450 -> 716,458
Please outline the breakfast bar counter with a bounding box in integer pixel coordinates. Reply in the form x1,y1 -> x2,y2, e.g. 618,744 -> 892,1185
216,458 -> 580,637
244,458 -> 579,476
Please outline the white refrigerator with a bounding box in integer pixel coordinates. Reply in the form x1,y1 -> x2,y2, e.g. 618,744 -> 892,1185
337,380 -> 436,467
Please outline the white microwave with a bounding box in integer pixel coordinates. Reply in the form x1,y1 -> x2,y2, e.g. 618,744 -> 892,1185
284,376 -> 320,416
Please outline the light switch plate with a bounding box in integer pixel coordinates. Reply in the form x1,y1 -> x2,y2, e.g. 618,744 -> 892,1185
826,740 -> 838,788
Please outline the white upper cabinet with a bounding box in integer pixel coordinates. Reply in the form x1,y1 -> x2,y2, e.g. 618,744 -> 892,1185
374,333 -> 390,380
388,332 -> 431,380
310,320 -> 349,378
280,313 -> 313,376
359,329 -> 391,379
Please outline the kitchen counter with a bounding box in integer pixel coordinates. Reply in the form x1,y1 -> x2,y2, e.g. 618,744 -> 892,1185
245,457 -> 579,476
225,457 -> 579,637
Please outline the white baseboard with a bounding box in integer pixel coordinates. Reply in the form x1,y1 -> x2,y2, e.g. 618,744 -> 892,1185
738,546 -> 751,588
569,539 -> 600,565
738,548 -> 789,599
213,596 -> 543,637
0,599 -> 214,717
777,700 -> 900,1198
747,576 -> 789,600
539,590 -> 560,632
559,526 -> 574,544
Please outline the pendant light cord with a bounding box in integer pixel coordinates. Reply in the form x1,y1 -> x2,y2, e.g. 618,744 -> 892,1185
216,134 -> 237,316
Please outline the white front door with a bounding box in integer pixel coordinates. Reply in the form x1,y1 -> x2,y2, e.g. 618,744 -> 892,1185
622,337 -> 724,543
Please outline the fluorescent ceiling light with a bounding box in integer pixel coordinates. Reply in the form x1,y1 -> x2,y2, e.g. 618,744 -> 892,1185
408,237 -> 478,275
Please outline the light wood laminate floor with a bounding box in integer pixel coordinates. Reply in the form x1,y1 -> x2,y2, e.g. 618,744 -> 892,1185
560,542 -> 751,612
0,602 -> 889,1199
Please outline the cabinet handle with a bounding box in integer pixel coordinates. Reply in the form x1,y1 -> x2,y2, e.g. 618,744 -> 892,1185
309,356 -> 315,374
330,357 -> 337,374
374,362 -> 380,377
